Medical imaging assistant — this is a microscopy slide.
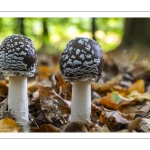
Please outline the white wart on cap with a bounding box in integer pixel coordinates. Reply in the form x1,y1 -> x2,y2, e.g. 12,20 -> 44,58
0,34 -> 37,77
59,37 -> 104,82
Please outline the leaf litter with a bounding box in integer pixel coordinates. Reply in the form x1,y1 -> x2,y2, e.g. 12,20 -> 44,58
0,52 -> 150,132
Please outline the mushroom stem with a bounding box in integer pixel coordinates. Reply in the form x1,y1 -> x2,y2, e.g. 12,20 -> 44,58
8,76 -> 29,126
71,81 -> 91,123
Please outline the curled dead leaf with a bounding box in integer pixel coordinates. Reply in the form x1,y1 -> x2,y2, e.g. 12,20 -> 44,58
39,85 -> 71,113
99,107 -> 131,131
0,81 -> 8,96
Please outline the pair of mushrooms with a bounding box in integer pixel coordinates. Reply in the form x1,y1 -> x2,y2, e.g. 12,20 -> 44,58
0,35 -> 104,130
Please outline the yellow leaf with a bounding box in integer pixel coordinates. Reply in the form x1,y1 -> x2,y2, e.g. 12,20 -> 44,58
100,91 -> 129,110
37,65 -> 51,80
128,90 -> 150,102
128,79 -> 145,94
92,75 -> 122,94
0,118 -> 19,132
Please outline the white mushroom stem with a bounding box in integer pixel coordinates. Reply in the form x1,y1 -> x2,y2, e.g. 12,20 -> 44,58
71,81 -> 91,123
8,76 -> 29,126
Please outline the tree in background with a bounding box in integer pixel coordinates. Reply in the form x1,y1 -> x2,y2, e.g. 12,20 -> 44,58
107,18 -> 150,74
117,18 -> 150,49
19,18 -> 25,35
40,18 -> 50,53
91,18 -> 96,41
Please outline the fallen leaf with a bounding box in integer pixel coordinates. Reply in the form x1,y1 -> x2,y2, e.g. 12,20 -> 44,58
37,65 -> 51,81
0,118 -> 19,132
99,107 -> 131,131
0,81 -> 8,96
137,118 -> 150,132
127,90 -> 150,102
31,124 -> 62,132
100,91 -> 131,110
0,97 -> 8,113
28,81 -> 38,93
100,92 -> 119,110
54,74 -> 72,100
38,85 -> 71,113
127,79 -> 145,94
92,75 -> 122,95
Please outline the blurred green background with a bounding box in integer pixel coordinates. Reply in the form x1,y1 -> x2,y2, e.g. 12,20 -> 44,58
0,18 -> 124,53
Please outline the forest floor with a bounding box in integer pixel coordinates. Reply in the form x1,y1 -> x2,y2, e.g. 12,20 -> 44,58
0,47 -> 150,132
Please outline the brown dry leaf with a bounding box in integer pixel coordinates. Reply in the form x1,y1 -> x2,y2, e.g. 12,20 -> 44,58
31,124 -> 62,132
91,103 -> 103,121
50,65 -> 60,75
119,100 -> 150,118
0,97 -> 8,112
127,79 -> 145,94
119,106 -> 138,118
38,85 -> 71,124
92,75 -> 122,94
0,118 -> 19,132
38,85 -> 71,112
37,65 -> 51,80
39,85 -> 70,103
55,74 -> 72,100
137,118 -> 150,132
38,85 -> 54,99
28,81 -> 38,93
0,81 -> 8,96
99,107 -> 131,131
42,97 -> 71,126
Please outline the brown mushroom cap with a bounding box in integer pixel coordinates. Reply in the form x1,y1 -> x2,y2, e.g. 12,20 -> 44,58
59,37 -> 104,82
0,34 -> 37,77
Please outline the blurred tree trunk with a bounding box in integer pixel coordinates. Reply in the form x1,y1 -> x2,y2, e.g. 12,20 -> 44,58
19,18 -> 25,35
107,18 -> 150,74
41,18 -> 49,53
91,18 -> 96,41
120,18 -> 150,47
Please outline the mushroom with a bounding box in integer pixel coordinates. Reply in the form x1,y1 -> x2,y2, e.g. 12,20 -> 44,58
59,37 -> 104,123
0,34 -> 37,130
